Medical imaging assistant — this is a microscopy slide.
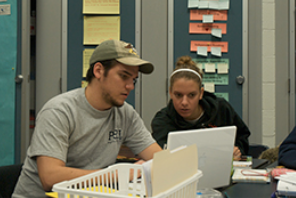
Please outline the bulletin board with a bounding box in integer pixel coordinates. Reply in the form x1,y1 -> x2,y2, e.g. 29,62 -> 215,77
0,0 -> 17,166
173,0 -> 243,117
67,0 -> 136,106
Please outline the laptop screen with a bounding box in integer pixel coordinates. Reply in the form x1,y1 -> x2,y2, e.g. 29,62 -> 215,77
167,126 -> 237,189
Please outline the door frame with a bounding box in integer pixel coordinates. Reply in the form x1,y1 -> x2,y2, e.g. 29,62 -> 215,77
16,0 -> 31,163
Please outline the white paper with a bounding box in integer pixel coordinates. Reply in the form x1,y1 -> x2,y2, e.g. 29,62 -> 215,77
209,1 -> 220,9
0,4 -> 11,15
211,47 -> 222,57
219,1 -> 230,10
197,46 -> 208,57
212,28 -> 222,38
203,15 -> 214,23
204,83 -> 215,93
198,0 -> 209,8
277,180 -> 296,196
205,63 -> 216,73
276,173 -> 296,185
188,0 -> 199,8
217,63 -> 228,74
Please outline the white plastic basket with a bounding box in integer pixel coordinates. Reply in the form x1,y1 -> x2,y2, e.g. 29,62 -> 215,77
52,163 -> 202,198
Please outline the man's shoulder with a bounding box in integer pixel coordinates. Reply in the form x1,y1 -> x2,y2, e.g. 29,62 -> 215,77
42,88 -> 84,109
117,102 -> 135,112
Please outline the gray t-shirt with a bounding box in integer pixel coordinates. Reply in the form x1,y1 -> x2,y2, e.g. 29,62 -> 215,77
12,88 -> 155,198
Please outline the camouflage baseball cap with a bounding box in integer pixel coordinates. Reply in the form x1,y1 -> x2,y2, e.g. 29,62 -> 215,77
89,40 -> 154,74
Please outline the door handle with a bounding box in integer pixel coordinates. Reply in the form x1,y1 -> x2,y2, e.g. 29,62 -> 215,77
236,75 -> 245,85
15,74 -> 23,84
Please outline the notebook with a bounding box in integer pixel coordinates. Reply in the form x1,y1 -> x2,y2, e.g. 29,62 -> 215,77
167,126 -> 237,189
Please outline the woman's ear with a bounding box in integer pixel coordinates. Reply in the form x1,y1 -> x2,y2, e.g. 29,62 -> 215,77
93,62 -> 104,79
169,87 -> 173,99
199,87 -> 204,100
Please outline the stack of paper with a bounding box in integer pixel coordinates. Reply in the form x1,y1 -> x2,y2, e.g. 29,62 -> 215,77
276,172 -> 296,196
233,161 -> 252,169
232,168 -> 270,183
142,145 -> 198,197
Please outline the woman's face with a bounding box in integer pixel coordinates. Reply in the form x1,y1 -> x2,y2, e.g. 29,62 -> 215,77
169,78 -> 204,120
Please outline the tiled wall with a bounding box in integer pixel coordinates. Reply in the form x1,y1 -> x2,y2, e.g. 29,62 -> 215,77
262,0 -> 276,148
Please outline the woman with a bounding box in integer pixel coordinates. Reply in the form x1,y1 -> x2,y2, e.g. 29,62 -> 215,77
151,56 -> 250,158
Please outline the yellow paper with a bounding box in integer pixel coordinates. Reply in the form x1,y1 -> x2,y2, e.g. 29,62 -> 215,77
84,16 -> 120,45
46,186 -> 117,198
82,80 -> 88,88
83,0 -> 120,14
83,48 -> 95,77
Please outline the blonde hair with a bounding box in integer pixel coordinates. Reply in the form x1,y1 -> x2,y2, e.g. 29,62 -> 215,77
170,56 -> 203,89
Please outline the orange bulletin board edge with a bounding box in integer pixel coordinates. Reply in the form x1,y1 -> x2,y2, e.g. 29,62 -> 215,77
190,10 -> 228,21
190,41 -> 228,52
189,23 -> 227,34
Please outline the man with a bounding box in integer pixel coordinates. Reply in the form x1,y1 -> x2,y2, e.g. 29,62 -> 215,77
12,40 -> 162,198
279,126 -> 296,169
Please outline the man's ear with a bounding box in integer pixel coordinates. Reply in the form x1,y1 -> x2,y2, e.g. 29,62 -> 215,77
93,62 -> 104,79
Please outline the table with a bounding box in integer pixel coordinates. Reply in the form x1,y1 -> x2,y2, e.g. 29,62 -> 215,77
222,181 -> 277,198
221,160 -> 279,198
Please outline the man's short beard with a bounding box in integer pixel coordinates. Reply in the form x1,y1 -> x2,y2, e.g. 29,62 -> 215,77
102,91 -> 124,107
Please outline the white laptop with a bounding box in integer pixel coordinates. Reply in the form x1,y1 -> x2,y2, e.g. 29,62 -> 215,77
167,126 -> 237,189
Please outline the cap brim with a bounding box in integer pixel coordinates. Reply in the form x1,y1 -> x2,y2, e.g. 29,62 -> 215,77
117,57 -> 154,74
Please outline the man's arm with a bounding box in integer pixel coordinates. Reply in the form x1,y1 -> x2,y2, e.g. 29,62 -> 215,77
37,156 -> 100,191
136,142 -> 162,161
279,127 -> 296,169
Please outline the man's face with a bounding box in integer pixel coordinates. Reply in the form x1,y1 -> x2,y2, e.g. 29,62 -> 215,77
169,78 -> 204,120
100,62 -> 139,107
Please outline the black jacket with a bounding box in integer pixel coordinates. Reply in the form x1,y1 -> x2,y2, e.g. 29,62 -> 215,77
279,126 -> 296,169
151,91 -> 250,155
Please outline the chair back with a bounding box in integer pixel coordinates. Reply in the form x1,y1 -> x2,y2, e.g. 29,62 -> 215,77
248,144 -> 269,158
0,164 -> 23,198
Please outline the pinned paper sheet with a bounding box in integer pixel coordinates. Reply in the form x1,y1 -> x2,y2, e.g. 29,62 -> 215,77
190,10 -> 228,21
188,0 -> 230,10
218,1 -> 230,10
205,63 -> 216,73
209,1 -> 230,10
208,1 -> 220,10
83,0 -> 120,14
81,80 -> 88,88
188,0 -> 199,8
214,92 -> 229,101
189,23 -> 227,34
217,63 -> 228,74
191,41 -> 228,52
202,15 -> 213,23
196,63 -> 203,70
204,83 -> 215,93
211,47 -> 222,57
197,46 -> 208,56
199,1 -> 209,9
212,28 -> 222,38
83,16 -> 120,45
203,74 -> 228,85
83,48 -> 95,77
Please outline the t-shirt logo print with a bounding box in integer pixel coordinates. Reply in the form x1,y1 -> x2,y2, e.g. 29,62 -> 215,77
108,129 -> 122,143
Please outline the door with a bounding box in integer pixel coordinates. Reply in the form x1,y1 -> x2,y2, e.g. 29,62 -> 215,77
172,0 -> 244,117
0,0 -> 17,166
0,0 -> 30,166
